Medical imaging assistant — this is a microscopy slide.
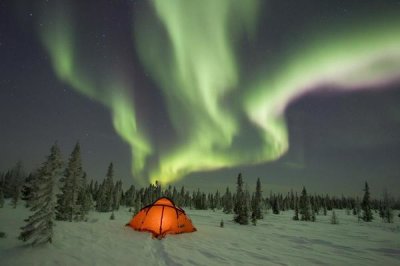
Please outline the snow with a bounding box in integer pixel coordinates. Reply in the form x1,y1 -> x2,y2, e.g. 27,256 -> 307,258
1,202 -> 399,266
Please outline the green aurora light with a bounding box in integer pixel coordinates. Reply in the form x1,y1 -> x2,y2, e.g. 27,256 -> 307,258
39,4 -> 152,182
38,0 -> 400,184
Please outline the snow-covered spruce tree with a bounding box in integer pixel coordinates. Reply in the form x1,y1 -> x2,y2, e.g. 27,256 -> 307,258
299,187 -> 311,221
223,187 -> 233,214
293,198 -> 299,221
96,163 -> 115,212
272,196 -> 280,215
323,200 -> 327,216
95,182 -> 105,211
124,185 -> 136,207
56,142 -> 85,221
112,180 -> 122,211
93,181 -> 99,201
76,181 -> 93,221
251,178 -> 263,220
83,188 -> 94,214
133,193 -> 142,215
234,173 -> 249,225
19,143 -> 62,246
361,182 -> 373,222
215,190 -> 221,210
76,172 -> 88,220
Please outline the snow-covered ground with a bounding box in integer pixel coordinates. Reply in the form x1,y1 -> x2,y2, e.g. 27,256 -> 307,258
1,202 -> 399,266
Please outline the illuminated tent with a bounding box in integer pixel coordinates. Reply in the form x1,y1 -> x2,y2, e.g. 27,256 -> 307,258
127,197 -> 197,239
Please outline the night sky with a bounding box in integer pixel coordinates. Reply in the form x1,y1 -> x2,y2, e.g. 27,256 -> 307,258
1,0 -> 400,196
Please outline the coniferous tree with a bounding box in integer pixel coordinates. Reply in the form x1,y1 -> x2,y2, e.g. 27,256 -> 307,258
272,196 -> 280,215
95,182 -> 106,211
56,142 -> 84,221
93,181 -> 99,201
293,198 -> 299,221
215,190 -> 221,210
75,172 -> 89,221
233,173 -> 248,225
361,182 -> 373,222
244,188 -> 250,221
124,185 -> 136,207
133,193 -> 142,215
112,180 -> 122,211
299,187 -> 311,221
77,184 -> 93,221
223,187 -> 233,214
251,178 -> 263,220
96,163 -> 115,212
323,200 -> 328,216
19,143 -> 62,245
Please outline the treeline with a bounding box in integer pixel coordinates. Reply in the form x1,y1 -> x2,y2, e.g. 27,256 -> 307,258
0,142 -> 399,245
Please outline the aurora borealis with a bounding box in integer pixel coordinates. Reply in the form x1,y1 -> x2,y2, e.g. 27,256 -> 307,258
1,0 -> 400,193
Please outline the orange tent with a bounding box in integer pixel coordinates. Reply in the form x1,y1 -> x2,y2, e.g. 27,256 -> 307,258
127,197 -> 197,239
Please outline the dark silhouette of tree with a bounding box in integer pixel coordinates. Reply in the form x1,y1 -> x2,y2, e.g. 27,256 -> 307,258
361,182 -> 373,222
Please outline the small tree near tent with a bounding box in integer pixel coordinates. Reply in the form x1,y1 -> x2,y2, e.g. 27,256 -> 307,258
361,182 -> 373,222
19,143 -> 62,246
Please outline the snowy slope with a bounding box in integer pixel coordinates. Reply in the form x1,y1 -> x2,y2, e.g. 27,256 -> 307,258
1,202 -> 399,266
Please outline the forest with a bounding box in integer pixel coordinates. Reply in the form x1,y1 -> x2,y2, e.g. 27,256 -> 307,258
0,142 -> 399,246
